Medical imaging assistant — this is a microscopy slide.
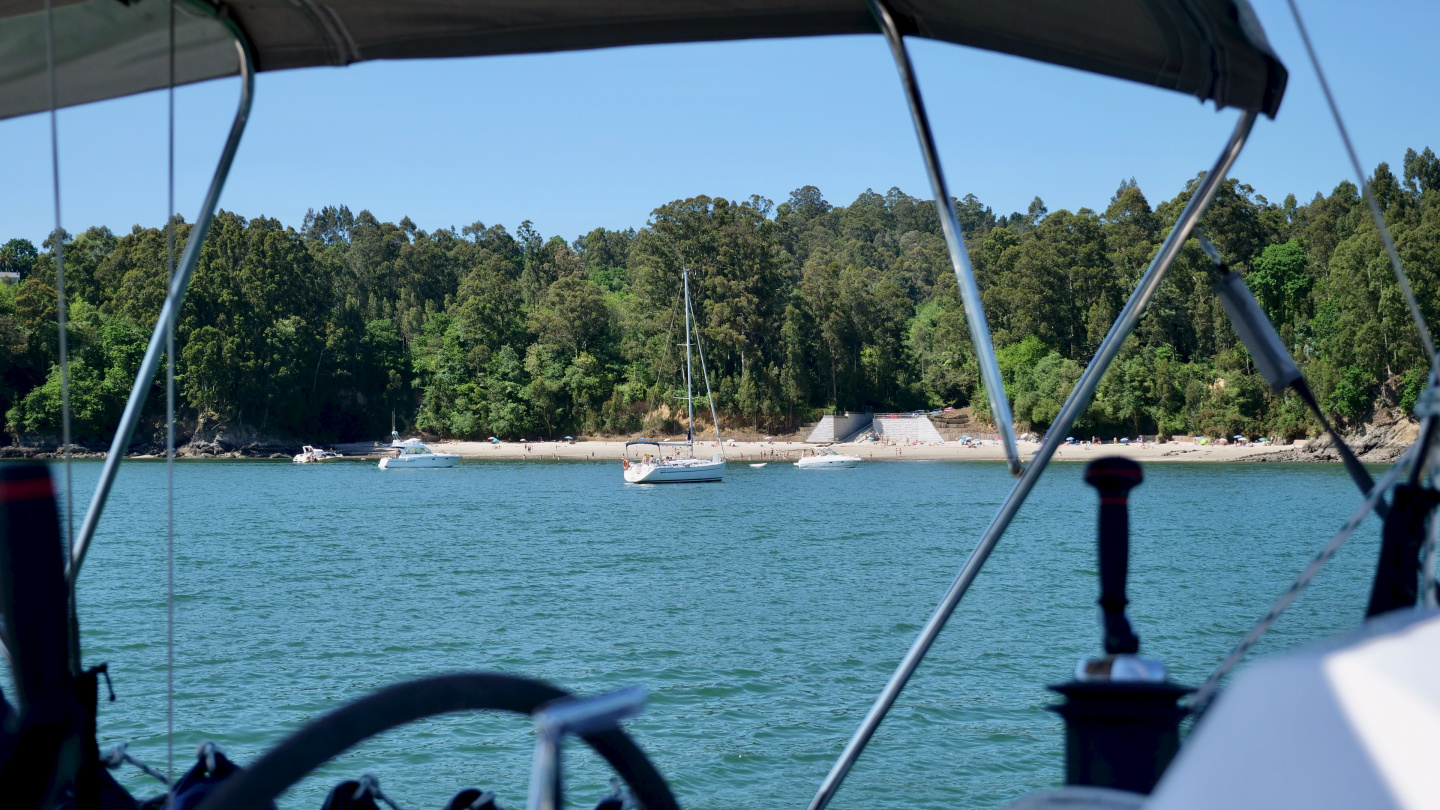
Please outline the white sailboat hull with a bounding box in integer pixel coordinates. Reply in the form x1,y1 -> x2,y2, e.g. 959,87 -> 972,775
623,457 -> 725,483
379,453 -> 457,469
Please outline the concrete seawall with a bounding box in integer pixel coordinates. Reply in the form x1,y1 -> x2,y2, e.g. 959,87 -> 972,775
805,413 -> 872,443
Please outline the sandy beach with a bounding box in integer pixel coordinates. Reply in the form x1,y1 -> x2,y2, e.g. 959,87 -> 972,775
419,438 -> 1300,463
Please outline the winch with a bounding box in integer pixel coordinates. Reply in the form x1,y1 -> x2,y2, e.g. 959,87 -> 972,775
1046,458 -> 1191,795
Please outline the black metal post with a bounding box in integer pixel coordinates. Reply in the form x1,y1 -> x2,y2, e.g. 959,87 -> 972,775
1046,458 -> 1189,795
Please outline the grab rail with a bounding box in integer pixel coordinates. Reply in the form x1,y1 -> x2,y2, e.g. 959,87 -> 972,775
870,0 -> 1021,476
67,12 -> 255,596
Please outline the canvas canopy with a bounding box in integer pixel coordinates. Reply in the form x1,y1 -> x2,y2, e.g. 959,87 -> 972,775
0,0 -> 1286,122
1149,609 -> 1440,810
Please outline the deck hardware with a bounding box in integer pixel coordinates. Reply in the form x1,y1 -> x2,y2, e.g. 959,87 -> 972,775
1047,458 -> 1189,795
528,686 -> 647,810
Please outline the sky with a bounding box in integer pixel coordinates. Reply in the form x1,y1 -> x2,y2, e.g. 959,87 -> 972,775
1,0 -> 1437,247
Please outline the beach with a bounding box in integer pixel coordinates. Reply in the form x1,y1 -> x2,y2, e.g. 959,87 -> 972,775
418,438 -> 1299,463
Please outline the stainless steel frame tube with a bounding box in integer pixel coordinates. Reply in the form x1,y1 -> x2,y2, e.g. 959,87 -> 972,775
806,109 -> 1258,810
868,0 -> 1020,474
67,33 -> 255,588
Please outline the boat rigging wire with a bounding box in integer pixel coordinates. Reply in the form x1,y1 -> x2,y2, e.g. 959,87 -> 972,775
166,0 -> 178,795
807,109 -> 1258,810
67,21 -> 255,591
685,288 -> 724,450
45,0 -> 80,677
867,0 -> 1021,476
682,267 -> 696,449
1424,496 -> 1438,608
1185,441 -> 1416,716
1285,0 -> 1438,377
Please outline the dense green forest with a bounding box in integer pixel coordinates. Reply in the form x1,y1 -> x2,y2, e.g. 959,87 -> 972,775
3,147 -> 1440,446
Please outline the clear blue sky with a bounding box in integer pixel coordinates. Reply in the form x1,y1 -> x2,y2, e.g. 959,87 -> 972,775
1,0 -> 1436,247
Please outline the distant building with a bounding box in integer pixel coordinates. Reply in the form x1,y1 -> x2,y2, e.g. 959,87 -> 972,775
0,271 -> 19,285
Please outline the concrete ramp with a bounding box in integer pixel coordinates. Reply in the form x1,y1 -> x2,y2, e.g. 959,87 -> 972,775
805,413 -> 872,443
871,414 -> 945,443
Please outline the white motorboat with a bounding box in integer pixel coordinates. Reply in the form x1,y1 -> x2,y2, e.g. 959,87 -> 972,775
622,443 -> 726,483
292,445 -> 343,464
749,463 -> 767,468
795,447 -> 861,469
621,266 -> 725,484
379,439 -> 458,469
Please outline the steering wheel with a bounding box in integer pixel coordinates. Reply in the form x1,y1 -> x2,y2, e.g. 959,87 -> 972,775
193,672 -> 680,810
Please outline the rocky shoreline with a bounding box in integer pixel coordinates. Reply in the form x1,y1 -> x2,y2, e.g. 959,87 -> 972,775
0,417 -> 305,461
1236,406 -> 1417,465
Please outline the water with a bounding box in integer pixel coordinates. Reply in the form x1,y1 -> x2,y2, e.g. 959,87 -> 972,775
28,458 -> 1384,809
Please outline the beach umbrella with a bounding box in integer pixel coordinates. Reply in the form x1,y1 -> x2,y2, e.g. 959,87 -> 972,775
564,436 -> 574,440
1121,438 -> 1130,443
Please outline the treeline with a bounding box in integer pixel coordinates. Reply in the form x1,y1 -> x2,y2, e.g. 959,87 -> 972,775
3,147 -> 1440,445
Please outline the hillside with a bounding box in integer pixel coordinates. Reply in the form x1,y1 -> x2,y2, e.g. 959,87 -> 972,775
3,146 -> 1439,447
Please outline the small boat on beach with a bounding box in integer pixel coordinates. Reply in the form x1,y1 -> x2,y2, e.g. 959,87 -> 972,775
795,447 -> 861,469
292,445 -> 343,464
379,439 -> 458,469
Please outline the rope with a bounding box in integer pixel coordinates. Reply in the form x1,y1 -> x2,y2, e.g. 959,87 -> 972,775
466,790 -> 499,810
355,773 -> 410,810
101,742 -> 171,786
1285,0 -> 1438,375
1185,443 -> 1414,715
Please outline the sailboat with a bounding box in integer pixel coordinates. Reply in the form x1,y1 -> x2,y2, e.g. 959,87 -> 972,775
6,4 -> 1440,810
623,267 -> 726,484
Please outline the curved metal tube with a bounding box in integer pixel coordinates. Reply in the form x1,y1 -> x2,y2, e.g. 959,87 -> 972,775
868,0 -> 1020,474
194,673 -> 678,810
67,31 -> 254,591
806,110 -> 1258,810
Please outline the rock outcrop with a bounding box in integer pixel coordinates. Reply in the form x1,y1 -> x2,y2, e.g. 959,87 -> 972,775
1244,404 -> 1418,464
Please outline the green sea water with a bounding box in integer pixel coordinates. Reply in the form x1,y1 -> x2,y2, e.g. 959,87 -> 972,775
31,458 -> 1387,809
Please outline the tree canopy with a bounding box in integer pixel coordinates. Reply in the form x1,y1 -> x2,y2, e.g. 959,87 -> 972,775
5,150 -> 1440,446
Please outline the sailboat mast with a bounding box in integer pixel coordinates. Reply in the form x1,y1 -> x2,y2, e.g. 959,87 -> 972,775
683,266 -> 696,457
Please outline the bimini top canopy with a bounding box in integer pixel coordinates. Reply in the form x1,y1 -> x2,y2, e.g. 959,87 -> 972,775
0,0 -> 1286,123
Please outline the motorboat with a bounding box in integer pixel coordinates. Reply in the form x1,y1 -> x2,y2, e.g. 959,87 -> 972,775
621,267 -> 726,483
379,439 -> 458,469
13,3 -> 1440,810
795,447 -> 861,469
750,463 -> 767,468
292,445 -> 343,464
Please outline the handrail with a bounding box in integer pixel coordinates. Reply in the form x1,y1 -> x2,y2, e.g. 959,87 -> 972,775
66,17 -> 255,593
806,109 -> 1258,810
868,0 -> 1020,476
